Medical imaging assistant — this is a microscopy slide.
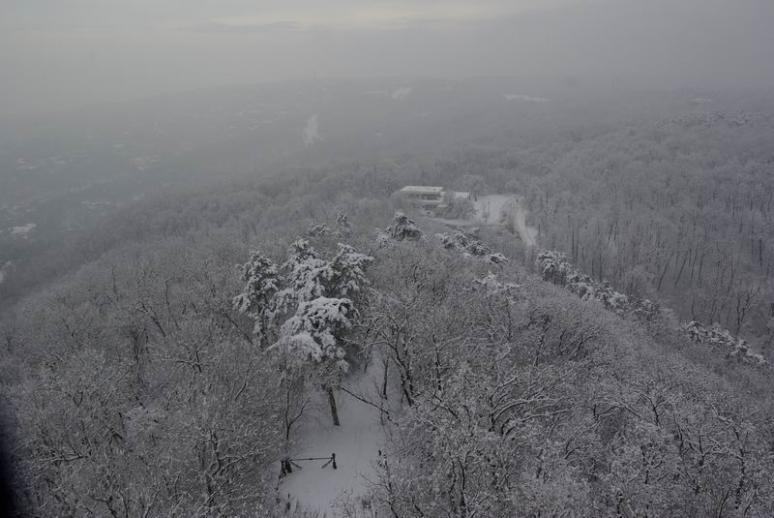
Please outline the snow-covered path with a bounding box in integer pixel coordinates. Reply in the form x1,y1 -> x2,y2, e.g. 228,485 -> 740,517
280,363 -> 386,516
474,194 -> 538,247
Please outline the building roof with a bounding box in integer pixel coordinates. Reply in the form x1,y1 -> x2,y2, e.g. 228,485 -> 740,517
399,186 -> 444,195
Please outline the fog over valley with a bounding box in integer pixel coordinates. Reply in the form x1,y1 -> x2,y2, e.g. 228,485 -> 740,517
3,0 -> 774,118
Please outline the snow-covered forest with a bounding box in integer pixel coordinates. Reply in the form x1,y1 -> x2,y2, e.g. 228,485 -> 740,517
2,119 -> 774,515
2,1 -> 774,515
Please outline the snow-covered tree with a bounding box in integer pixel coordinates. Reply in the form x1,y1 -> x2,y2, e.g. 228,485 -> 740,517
276,239 -> 374,309
538,249 -> 658,319
438,231 -> 508,266
336,211 -> 352,237
375,231 -> 392,248
306,223 -> 330,238
329,243 -> 373,299
277,239 -> 333,311
233,251 -> 280,345
279,297 -> 355,369
277,297 -> 359,426
537,250 -> 570,286
235,238 -> 373,426
682,320 -> 767,366
488,252 -> 508,265
474,272 -> 520,298
388,212 -> 422,241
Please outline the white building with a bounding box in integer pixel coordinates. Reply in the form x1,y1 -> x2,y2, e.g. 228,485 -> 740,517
398,186 -> 445,208
397,186 -> 473,214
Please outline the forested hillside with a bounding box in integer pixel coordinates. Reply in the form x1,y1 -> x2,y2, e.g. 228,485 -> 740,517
2,149 -> 774,516
408,109 -> 774,349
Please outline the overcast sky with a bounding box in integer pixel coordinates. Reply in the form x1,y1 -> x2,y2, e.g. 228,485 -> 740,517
2,0 -> 774,118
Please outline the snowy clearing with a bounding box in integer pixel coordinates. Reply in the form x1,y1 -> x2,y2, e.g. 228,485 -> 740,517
281,362 -> 386,517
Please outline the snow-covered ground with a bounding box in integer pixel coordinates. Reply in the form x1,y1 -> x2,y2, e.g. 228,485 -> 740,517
281,362 -> 386,517
474,195 -> 538,247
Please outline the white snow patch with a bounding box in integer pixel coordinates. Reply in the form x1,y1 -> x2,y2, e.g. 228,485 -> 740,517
303,114 -> 323,147
391,87 -> 412,101
10,223 -> 36,238
281,363 -> 386,516
504,94 -> 550,103
474,195 -> 538,247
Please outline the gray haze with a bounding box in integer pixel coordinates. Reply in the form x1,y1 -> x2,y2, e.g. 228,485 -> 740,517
2,0 -> 774,118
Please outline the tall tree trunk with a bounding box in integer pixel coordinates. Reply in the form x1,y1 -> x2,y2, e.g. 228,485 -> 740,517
657,252 -> 673,292
674,249 -> 690,288
327,386 -> 340,426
